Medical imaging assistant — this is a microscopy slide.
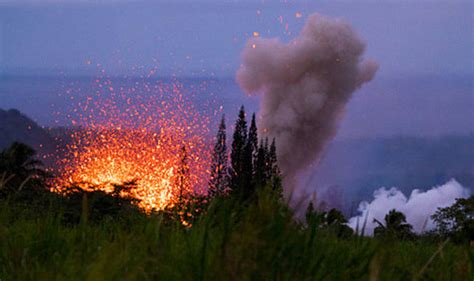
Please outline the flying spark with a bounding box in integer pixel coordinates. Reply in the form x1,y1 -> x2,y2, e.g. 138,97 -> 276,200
55,78 -> 211,212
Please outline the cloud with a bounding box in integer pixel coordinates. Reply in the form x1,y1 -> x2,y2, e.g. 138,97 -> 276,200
348,179 -> 471,235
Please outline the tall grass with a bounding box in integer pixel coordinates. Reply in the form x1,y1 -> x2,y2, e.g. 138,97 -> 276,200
0,189 -> 471,281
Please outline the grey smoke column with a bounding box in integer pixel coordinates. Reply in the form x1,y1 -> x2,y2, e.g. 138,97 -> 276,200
236,13 -> 378,190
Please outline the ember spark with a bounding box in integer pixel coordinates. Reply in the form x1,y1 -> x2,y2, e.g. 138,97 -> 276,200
56,78 -> 211,212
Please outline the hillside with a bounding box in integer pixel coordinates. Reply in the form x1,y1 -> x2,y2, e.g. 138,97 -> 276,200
0,108 -> 55,154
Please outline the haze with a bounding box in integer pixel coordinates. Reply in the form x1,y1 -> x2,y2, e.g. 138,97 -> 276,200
0,0 -> 472,138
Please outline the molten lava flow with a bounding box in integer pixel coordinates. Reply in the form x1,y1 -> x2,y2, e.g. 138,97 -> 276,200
57,79 -> 211,212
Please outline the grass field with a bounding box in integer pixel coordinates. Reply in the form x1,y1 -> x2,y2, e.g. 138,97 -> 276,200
0,190 -> 472,281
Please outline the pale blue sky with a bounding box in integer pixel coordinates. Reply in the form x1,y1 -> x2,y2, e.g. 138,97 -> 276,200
0,0 -> 472,77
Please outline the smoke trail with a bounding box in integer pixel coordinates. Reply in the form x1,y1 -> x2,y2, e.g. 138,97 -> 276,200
348,179 -> 471,235
236,13 -> 378,191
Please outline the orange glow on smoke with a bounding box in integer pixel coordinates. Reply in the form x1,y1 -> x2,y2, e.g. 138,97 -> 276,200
56,79 -> 211,212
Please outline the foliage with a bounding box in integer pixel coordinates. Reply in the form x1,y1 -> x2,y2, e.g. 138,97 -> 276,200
305,203 -> 353,239
431,196 -> 474,242
0,186 -> 471,281
59,182 -> 145,225
0,142 -> 50,200
176,145 -> 190,202
208,115 -> 229,198
0,143 -> 145,224
373,209 -> 415,240
162,193 -> 210,227
230,105 -> 248,194
228,106 -> 282,202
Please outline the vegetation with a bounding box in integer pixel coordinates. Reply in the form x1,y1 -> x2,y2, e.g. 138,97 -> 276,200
0,142 -> 50,198
208,115 -> 229,198
0,187 -> 472,280
373,209 -> 415,240
431,196 -> 474,242
0,107 -> 472,280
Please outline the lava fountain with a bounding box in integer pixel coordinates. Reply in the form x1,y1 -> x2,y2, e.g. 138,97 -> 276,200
56,77 -> 212,212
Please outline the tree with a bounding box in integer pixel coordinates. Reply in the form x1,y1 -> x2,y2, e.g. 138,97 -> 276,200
248,113 -> 258,162
240,145 -> 253,201
209,115 -> 229,197
373,209 -> 414,239
261,138 -> 269,180
254,140 -> 268,188
61,181 -> 142,225
305,201 -> 316,224
229,107 -> 283,202
230,106 -> 248,195
240,117 -> 257,200
0,142 -> 49,198
268,138 -> 277,174
268,138 -> 282,194
176,145 -> 190,203
431,196 -> 473,242
305,203 -> 353,238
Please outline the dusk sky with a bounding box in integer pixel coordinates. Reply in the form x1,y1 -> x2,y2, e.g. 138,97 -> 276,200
0,0 -> 472,78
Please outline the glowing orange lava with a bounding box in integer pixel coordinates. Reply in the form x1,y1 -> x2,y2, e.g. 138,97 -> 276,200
56,78 -> 211,212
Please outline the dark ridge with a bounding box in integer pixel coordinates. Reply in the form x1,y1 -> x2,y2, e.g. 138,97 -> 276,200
0,108 -> 55,152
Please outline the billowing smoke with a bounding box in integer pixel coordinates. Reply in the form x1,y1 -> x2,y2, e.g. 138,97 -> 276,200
348,179 -> 471,235
236,13 -> 378,191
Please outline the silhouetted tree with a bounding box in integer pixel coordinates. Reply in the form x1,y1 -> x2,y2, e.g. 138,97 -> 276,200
230,106 -> 248,195
0,142 -> 49,199
241,133 -> 257,200
61,181 -> 142,225
248,113 -> 258,161
228,107 -> 283,202
237,113 -> 259,200
264,137 -> 269,165
305,201 -> 316,224
209,115 -> 229,197
176,145 -> 190,203
268,138 -> 277,174
254,140 -> 268,188
431,196 -> 473,242
268,138 -> 282,194
305,203 -> 353,238
374,209 -> 414,239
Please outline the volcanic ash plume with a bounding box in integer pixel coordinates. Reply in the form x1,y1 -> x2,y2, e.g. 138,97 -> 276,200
237,13 -> 378,190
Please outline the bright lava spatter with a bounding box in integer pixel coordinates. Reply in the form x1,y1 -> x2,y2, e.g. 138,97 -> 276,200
56,77 -> 211,212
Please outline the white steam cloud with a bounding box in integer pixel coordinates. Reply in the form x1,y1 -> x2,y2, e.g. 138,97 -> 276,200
236,13 -> 378,190
349,179 -> 471,235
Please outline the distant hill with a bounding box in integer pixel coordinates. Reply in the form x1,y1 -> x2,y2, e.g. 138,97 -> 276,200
0,108 -> 56,154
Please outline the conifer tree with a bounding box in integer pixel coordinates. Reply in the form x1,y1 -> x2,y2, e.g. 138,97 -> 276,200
254,140 -> 267,188
269,138 -> 278,175
269,138 -> 283,195
241,141 -> 254,200
229,107 -> 283,201
230,106 -> 248,193
209,115 -> 229,197
248,113 -> 258,161
305,201 -> 316,224
176,145 -> 190,203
